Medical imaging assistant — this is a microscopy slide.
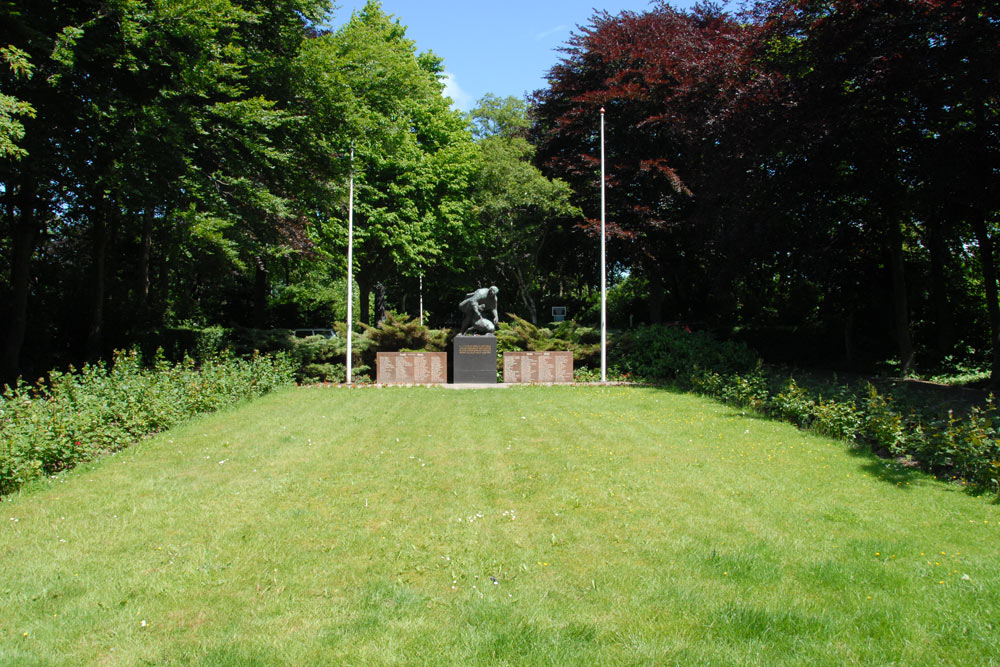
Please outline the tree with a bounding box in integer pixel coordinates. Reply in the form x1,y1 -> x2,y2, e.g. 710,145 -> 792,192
0,0 -> 338,381
532,2 -> 773,324
751,0 -> 1000,375
304,1 -> 477,326
0,45 -> 34,160
466,94 -> 581,324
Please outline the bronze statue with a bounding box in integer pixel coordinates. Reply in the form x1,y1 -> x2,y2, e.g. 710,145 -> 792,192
459,286 -> 499,335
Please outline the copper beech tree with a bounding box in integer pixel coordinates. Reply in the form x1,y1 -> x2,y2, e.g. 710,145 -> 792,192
533,0 -> 999,377
532,1 -> 777,324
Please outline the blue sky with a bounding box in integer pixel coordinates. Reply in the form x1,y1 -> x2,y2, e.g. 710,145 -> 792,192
330,1 -> 702,110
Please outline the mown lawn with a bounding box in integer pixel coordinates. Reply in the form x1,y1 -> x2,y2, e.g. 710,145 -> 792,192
1,385 -> 997,665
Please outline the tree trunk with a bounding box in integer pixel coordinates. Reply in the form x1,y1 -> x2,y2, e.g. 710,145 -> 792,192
374,281 -> 387,327
843,309 -> 856,368
510,265 -> 538,324
886,222 -> 914,376
138,204 -> 154,318
927,217 -> 955,359
3,180 -> 38,384
971,217 -> 1000,389
970,96 -> 999,389
87,200 -> 110,361
154,216 -> 172,327
648,269 -> 664,324
253,257 -> 268,328
358,274 -> 371,327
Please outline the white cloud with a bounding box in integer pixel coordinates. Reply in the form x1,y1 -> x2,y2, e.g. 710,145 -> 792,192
535,24 -> 568,41
441,71 -> 473,111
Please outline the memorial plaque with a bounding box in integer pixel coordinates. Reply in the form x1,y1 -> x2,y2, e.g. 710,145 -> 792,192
377,352 -> 447,385
453,335 -> 498,384
503,351 -> 574,384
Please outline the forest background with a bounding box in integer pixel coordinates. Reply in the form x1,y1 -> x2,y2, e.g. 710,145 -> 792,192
1,0 -> 998,387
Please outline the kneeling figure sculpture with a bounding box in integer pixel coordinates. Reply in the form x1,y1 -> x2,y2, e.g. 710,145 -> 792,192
459,286 -> 499,335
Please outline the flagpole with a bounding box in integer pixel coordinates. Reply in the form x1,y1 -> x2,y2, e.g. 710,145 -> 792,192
600,107 -> 607,383
346,144 -> 354,384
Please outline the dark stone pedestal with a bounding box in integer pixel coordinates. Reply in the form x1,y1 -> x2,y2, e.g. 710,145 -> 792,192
453,335 -> 497,384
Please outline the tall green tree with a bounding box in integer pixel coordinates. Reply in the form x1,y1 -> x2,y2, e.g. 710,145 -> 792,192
466,94 -> 581,324
303,1 -> 477,325
0,0 -> 337,381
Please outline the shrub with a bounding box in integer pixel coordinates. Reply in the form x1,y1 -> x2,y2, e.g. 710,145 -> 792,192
692,370 -> 769,410
572,366 -> 635,383
496,315 -> 600,367
0,349 -> 294,495
614,325 -> 760,381
360,312 -> 448,354
810,397 -> 862,442
860,384 -> 908,455
770,379 -> 815,428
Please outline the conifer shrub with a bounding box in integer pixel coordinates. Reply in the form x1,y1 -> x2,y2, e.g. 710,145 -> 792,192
360,312 -> 448,354
496,315 -> 600,367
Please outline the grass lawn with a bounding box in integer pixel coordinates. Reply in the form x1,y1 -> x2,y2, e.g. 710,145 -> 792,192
1,385 -> 998,665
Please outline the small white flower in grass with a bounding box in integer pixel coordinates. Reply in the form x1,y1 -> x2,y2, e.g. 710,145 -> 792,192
140,620 -> 147,627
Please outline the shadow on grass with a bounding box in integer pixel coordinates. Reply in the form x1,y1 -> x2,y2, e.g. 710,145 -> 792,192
721,407 -> 929,493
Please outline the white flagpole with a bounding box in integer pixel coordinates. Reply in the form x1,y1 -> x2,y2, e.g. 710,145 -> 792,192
600,107 -> 607,383
346,145 -> 354,384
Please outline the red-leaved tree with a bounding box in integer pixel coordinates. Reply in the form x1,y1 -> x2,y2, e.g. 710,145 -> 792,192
532,1 -> 778,323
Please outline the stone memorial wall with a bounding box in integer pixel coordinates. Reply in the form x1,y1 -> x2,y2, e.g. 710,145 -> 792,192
503,351 -> 574,384
376,352 -> 447,385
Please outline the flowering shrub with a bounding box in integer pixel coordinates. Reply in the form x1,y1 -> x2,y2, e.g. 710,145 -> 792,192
0,349 -> 294,495
572,366 -> 635,383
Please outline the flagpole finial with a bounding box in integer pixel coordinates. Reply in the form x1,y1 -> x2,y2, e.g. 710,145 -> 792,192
600,106 -> 605,114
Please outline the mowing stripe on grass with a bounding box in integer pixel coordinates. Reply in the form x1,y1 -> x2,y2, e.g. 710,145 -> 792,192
2,385 -> 997,665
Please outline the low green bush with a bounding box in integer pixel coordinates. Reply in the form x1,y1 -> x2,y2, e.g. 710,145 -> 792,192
0,349 -> 294,495
613,325 -> 760,380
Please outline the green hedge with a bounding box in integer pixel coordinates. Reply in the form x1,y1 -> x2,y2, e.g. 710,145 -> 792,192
613,325 -> 761,380
0,349 -> 295,495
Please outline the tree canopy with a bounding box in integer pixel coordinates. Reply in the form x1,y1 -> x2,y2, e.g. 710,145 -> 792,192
2,0 -> 998,384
